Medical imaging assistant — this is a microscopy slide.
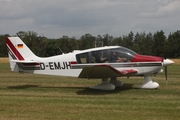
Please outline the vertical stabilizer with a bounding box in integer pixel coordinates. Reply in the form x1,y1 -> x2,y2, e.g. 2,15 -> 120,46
6,37 -> 39,72
6,37 -> 38,60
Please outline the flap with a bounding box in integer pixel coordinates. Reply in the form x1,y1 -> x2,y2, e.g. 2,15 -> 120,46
78,64 -> 137,78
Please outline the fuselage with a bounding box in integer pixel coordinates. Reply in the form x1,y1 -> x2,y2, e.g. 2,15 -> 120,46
18,46 -> 165,77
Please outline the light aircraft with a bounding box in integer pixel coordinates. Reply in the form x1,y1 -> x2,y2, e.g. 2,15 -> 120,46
6,37 -> 174,90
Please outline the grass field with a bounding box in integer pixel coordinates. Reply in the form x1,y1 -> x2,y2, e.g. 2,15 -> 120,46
0,58 -> 180,120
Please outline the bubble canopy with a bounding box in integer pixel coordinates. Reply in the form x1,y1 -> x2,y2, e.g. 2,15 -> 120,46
76,46 -> 137,64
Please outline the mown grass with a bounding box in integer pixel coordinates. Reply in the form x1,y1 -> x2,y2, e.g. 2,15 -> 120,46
0,60 -> 180,120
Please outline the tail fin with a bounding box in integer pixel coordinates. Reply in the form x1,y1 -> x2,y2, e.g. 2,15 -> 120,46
6,37 -> 39,72
6,37 -> 38,60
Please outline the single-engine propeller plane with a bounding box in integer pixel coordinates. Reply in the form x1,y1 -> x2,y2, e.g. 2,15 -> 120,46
6,37 -> 174,90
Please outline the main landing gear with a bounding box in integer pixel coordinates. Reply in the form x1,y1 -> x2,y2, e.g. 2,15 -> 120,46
89,77 -> 123,90
89,76 -> 159,90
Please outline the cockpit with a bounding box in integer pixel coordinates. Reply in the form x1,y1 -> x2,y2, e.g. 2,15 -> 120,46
76,46 -> 137,64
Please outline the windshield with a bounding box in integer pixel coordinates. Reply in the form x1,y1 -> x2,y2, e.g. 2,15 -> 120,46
109,47 -> 136,63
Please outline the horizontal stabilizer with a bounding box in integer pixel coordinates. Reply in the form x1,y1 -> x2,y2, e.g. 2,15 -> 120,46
78,64 -> 137,78
10,60 -> 41,70
10,60 -> 39,63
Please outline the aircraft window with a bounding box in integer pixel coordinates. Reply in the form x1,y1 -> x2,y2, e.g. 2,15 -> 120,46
76,50 -> 109,64
91,50 -> 108,63
76,52 -> 90,64
109,47 -> 136,62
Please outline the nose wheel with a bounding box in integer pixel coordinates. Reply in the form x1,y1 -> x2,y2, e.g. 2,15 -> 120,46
136,76 -> 159,89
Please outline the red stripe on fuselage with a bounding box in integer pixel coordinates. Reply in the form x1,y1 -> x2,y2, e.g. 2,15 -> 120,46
6,37 -> 24,60
70,61 -> 77,64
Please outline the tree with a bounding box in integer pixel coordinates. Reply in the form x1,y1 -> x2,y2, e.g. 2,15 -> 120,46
16,31 -> 48,57
111,36 -> 123,46
0,34 -> 9,57
167,30 -> 180,58
79,33 -> 95,49
36,36 -> 48,56
1,30 -> 180,58
102,34 -> 113,46
68,37 -> 79,52
16,31 -> 27,39
44,39 -> 59,57
95,35 -> 103,47
132,32 -> 146,54
145,32 -> 153,55
57,37 -> 70,53
152,30 -> 166,57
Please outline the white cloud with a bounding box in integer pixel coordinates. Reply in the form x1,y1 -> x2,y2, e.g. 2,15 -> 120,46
140,0 -> 180,17
0,0 -> 180,38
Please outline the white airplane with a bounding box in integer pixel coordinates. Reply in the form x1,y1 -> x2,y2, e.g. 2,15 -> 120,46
6,37 -> 174,90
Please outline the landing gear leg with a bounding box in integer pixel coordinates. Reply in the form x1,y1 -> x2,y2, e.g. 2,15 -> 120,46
89,78 -> 115,90
136,76 -> 159,89
109,77 -> 123,87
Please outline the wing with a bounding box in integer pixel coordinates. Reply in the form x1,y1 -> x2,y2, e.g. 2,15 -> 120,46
78,64 -> 137,78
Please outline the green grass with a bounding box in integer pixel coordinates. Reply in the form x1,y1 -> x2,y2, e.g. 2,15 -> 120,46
0,63 -> 180,120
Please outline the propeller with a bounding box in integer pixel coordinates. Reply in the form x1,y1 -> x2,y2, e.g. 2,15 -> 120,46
164,42 -> 168,85
164,48 -> 167,84
163,41 -> 174,85
164,65 -> 167,85
163,59 -> 174,85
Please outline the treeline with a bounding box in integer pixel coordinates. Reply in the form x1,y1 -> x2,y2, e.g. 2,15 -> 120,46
0,30 -> 180,58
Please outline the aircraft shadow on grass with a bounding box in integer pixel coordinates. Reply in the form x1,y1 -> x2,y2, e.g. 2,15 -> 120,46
7,83 -> 134,95
76,84 -> 134,95
7,84 -> 40,89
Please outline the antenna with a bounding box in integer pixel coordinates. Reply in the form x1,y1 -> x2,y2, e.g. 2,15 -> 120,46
55,44 -> 64,54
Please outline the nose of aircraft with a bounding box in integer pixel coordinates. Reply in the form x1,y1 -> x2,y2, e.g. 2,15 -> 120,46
163,59 -> 174,66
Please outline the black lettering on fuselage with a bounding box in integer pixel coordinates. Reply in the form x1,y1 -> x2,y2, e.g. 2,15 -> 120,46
49,62 -> 54,70
61,62 -> 66,69
65,62 -> 71,69
61,62 -> 71,69
54,62 -> 61,70
40,63 -> 45,70
40,62 -> 71,70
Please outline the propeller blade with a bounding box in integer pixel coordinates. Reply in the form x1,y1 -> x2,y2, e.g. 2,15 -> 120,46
165,66 -> 167,85
163,59 -> 174,85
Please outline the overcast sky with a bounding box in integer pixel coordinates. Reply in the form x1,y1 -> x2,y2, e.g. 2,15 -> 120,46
0,0 -> 180,38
